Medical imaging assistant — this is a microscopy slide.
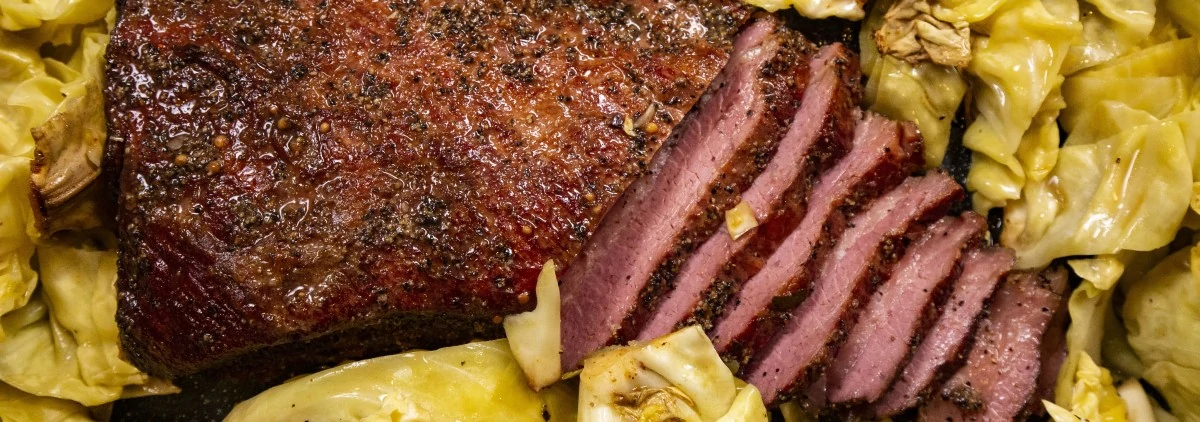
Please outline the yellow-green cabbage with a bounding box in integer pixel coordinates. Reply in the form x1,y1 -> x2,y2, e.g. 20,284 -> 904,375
0,2 -> 112,333
0,0 -> 111,33
1062,38 -> 1200,137
226,339 -> 578,421
742,0 -> 866,20
503,260 -> 562,390
0,157 -> 36,340
0,242 -> 153,406
1045,352 -> 1128,422
1060,0 -> 1156,75
1163,0 -> 1200,37
962,0 -> 1081,211
860,0 -> 970,167
1003,119 -> 1190,269
577,326 -> 767,422
0,381 -> 91,422
1123,246 -> 1200,421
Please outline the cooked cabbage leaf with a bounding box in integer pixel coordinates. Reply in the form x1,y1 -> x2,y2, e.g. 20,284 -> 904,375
1055,256 -> 1122,407
1045,352 -> 1127,422
0,157 -> 36,340
1001,120 -> 1190,269
1163,0 -> 1200,37
872,0 -> 972,69
742,0 -> 866,20
0,241 -> 153,406
1116,379 -> 1158,422
1061,0 -> 1156,75
1123,246 -> 1200,421
860,0 -> 969,167
503,260 -> 561,390
962,0 -> 1080,211
578,326 -> 767,422
1061,38 -> 1200,136
0,0 -> 112,33
226,339 -> 578,421
0,381 -> 90,422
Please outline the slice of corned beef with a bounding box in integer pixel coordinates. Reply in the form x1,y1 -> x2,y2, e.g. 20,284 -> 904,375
1024,280 -> 1070,417
709,114 -> 923,363
825,213 -> 987,405
869,247 -> 1015,417
745,171 -> 963,405
636,42 -> 860,342
918,267 -> 1068,421
558,17 -> 816,371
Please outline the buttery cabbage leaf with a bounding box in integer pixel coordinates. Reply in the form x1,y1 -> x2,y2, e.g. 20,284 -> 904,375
226,339 -> 578,421
578,326 -> 767,422
741,0 -> 866,20
860,0 -> 969,167
1001,120 -> 1190,269
1061,38 -> 1200,137
0,381 -> 90,422
1044,352 -> 1128,422
503,260 -> 562,391
1123,246 -> 1200,422
0,0 -> 112,33
0,157 -> 36,340
0,242 -> 153,406
1061,0 -> 1156,75
1163,0 -> 1200,37
962,0 -> 1080,211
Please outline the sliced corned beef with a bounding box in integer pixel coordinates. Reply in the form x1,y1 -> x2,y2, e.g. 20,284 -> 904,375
636,42 -> 860,342
709,114 -> 923,362
1025,281 -> 1070,417
559,18 -> 816,371
869,247 -> 1015,417
918,268 -> 1068,421
746,171 -> 963,405
825,213 -> 987,405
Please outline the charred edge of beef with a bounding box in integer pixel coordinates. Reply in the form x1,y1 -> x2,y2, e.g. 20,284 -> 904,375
616,19 -> 818,343
673,42 -> 862,334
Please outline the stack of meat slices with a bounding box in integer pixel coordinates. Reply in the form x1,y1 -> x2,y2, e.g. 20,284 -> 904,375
559,16 -> 1069,420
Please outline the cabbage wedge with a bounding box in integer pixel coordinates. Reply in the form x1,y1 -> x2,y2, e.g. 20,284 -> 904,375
0,381 -> 91,422
861,0 -> 969,167
962,0 -> 1081,210
0,242 -> 154,406
578,326 -> 768,422
226,340 -> 578,421
1123,246 -> 1200,421
1002,120 -> 1190,269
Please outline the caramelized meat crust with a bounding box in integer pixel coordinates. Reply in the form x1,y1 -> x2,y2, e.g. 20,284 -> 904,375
105,0 -> 745,377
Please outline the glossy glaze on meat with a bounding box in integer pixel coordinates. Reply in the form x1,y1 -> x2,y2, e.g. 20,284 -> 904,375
105,0 -> 745,377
